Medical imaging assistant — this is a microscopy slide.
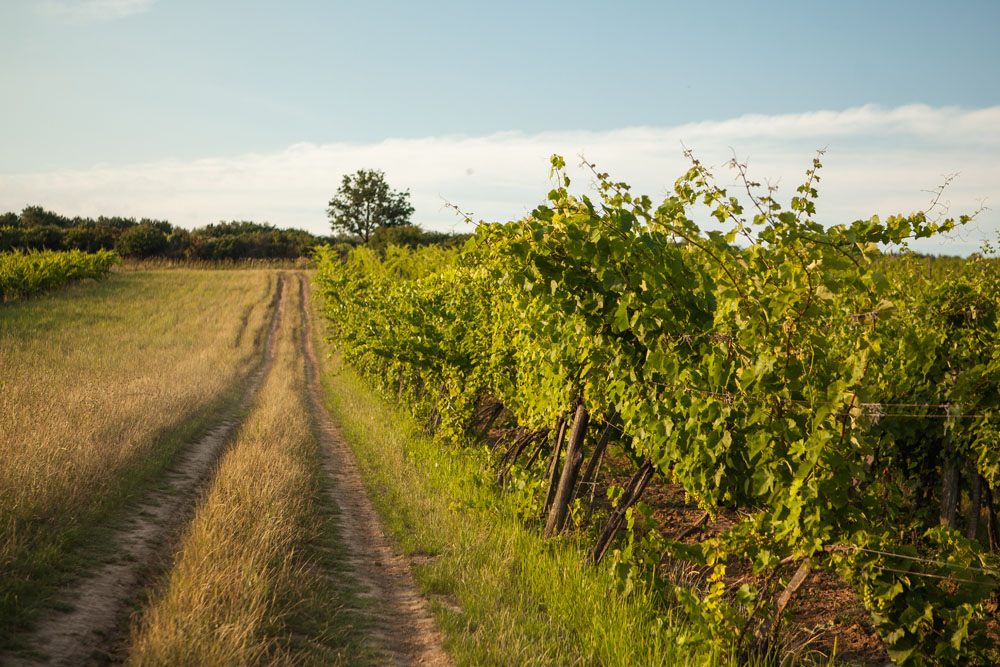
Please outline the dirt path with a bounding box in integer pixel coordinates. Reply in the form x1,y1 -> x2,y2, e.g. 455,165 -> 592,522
4,275 -> 288,667
297,274 -> 451,667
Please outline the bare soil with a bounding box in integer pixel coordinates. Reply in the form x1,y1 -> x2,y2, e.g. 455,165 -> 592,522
298,275 -> 451,667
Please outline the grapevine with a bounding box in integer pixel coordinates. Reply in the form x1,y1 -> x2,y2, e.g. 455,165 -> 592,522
314,153 -> 998,666
0,248 -> 119,301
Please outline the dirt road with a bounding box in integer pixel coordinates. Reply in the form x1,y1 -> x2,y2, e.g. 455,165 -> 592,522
298,274 -> 450,666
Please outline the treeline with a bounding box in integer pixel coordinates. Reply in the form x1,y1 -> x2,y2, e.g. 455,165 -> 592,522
366,224 -> 470,252
0,206 -> 468,260
0,206 -> 325,260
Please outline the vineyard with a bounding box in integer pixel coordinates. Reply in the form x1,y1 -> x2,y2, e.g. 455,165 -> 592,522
0,248 -> 118,301
315,154 -> 1000,665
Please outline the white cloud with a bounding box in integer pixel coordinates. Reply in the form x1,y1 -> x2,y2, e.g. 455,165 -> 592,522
37,0 -> 155,22
1,104 -> 997,254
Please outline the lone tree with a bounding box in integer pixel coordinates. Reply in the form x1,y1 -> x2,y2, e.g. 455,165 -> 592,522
327,169 -> 414,242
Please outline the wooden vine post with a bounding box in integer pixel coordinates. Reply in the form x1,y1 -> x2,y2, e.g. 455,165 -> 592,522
473,401 -> 504,448
495,428 -> 549,485
544,403 -> 589,538
592,458 -> 656,565
968,471 -> 983,540
541,415 -> 569,513
523,415 -> 564,472
750,560 -> 812,655
939,405 -> 959,529
574,412 -> 619,505
983,480 -> 1000,552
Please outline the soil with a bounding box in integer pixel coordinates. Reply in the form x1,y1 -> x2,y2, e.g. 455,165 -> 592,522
298,275 -> 451,667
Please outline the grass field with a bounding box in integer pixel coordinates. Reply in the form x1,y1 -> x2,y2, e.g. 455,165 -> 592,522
0,270 -> 278,640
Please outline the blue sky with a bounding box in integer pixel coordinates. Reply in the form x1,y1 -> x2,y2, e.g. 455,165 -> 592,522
1,0 -> 998,252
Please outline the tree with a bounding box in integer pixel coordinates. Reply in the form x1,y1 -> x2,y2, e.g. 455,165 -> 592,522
327,169 -> 414,242
20,205 -> 70,229
115,225 -> 167,258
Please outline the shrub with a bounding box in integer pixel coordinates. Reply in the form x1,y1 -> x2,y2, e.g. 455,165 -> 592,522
115,225 -> 168,258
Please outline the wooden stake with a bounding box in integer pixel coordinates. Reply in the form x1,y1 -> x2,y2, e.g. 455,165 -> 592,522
940,463 -> 960,529
573,412 -> 620,504
542,415 -> 569,514
984,479 -> 1000,553
495,428 -> 549,485
544,403 -> 589,538
473,401 -> 504,448
755,561 -> 812,650
585,448 -> 606,522
523,416 -> 562,472
675,511 -> 710,542
592,459 -> 656,565
939,407 -> 959,529
968,472 -> 983,541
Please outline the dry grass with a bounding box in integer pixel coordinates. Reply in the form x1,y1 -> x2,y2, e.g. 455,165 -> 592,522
0,270 -> 277,562
128,273 -> 354,666
119,257 -> 313,271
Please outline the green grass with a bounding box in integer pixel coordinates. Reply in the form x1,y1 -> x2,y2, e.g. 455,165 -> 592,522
311,332 -> 712,666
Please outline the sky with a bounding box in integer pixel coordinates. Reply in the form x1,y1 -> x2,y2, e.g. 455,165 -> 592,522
0,0 -> 998,253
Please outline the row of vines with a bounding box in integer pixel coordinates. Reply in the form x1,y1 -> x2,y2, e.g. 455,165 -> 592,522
314,154 -> 999,666
0,249 -> 119,302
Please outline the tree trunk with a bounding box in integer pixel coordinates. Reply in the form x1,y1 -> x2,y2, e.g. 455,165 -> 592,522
544,404 -> 589,538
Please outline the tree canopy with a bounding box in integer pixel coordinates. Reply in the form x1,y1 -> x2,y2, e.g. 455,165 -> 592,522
327,169 -> 414,242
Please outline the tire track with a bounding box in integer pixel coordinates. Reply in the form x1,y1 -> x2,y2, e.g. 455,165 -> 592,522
4,274 -> 288,667
296,273 -> 451,667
